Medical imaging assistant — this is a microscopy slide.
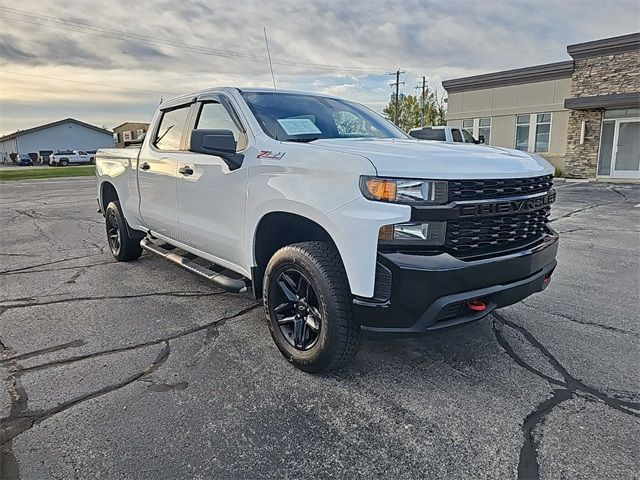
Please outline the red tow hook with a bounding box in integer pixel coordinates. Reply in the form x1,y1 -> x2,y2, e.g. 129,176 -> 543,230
465,300 -> 487,312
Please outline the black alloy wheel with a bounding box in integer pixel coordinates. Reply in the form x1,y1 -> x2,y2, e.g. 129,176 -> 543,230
104,200 -> 143,262
106,209 -> 121,255
264,241 -> 361,372
272,268 -> 322,350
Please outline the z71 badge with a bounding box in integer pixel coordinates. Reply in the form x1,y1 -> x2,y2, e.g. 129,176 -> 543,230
257,150 -> 285,160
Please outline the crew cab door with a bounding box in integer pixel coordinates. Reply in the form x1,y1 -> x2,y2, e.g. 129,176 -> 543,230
138,103 -> 192,240
176,96 -> 249,270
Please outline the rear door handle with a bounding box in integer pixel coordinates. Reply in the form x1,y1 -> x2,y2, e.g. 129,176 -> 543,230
179,166 -> 194,176
140,162 -> 150,171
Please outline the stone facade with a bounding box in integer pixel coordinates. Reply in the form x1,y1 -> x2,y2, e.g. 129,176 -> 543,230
564,50 -> 640,178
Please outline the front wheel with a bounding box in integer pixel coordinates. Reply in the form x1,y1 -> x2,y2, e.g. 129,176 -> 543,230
104,201 -> 143,261
264,241 -> 361,373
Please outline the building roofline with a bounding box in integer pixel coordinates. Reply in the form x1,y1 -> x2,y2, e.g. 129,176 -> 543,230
564,92 -> 640,110
567,32 -> 640,60
112,121 -> 151,131
442,61 -> 574,93
0,118 -> 112,142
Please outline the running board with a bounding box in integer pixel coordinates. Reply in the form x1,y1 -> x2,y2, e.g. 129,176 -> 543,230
140,238 -> 249,293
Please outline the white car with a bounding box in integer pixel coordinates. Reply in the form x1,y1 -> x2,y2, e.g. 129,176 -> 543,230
409,126 -> 482,144
96,87 -> 558,372
49,150 -> 94,166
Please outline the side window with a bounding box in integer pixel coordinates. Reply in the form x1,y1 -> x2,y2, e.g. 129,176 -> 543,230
196,102 -> 246,150
451,129 -> 463,142
154,106 -> 190,151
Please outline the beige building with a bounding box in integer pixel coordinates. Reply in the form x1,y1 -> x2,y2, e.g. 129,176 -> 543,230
443,33 -> 639,179
113,122 -> 150,148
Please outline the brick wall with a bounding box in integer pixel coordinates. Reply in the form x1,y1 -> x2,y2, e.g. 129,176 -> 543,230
564,50 -> 640,178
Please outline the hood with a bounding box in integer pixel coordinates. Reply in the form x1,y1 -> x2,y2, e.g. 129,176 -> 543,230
309,138 -> 554,179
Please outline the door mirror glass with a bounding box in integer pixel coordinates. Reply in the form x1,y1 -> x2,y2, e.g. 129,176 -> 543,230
190,129 -> 237,156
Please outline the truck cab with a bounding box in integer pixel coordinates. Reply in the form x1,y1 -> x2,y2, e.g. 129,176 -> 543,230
96,87 -> 558,372
409,125 -> 482,144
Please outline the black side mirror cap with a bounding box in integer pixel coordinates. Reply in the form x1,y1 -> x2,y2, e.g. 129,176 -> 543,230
190,129 -> 243,169
477,135 -> 485,144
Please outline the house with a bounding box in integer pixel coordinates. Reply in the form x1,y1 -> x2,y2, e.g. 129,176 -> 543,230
113,122 -> 150,147
0,118 -> 114,163
442,33 -> 640,180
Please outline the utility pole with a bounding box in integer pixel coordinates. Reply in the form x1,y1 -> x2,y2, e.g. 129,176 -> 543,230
389,69 -> 405,125
415,76 -> 427,128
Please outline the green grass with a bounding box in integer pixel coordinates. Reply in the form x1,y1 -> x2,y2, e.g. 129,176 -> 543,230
0,165 -> 95,181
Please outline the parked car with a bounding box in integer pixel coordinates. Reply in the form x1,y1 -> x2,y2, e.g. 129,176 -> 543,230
49,150 -> 93,166
96,87 -> 558,372
16,154 -> 33,166
409,126 -> 483,144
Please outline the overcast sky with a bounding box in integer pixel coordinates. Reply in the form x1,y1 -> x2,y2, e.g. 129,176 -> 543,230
0,0 -> 638,135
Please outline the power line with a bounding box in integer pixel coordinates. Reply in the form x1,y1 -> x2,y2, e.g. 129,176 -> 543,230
0,6 -> 384,73
0,70 -> 180,95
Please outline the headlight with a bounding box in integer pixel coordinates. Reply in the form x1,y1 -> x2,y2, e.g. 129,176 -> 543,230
379,221 -> 446,245
360,176 -> 448,204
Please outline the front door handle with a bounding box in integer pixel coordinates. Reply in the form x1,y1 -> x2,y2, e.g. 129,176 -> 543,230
140,162 -> 150,171
179,166 -> 194,176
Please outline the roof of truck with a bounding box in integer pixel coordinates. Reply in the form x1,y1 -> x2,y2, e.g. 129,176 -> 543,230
159,87 -> 344,109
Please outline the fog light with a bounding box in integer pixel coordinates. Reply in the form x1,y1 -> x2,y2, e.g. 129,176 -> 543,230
378,221 -> 446,245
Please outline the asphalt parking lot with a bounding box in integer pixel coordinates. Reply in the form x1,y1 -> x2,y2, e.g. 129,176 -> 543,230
0,177 -> 638,479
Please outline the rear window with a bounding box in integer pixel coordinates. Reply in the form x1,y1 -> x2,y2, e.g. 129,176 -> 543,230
451,129 -> 463,142
409,128 -> 446,141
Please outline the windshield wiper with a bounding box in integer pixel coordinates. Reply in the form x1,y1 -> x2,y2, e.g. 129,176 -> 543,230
285,137 -> 320,143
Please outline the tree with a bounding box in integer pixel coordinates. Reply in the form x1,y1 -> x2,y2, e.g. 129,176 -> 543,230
383,87 -> 447,131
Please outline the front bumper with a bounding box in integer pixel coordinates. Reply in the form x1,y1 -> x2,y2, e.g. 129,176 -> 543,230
354,231 -> 558,335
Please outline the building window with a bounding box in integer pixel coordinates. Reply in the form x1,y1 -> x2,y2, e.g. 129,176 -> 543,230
515,115 -> 530,151
535,113 -> 551,152
478,118 -> 491,144
462,119 -> 473,131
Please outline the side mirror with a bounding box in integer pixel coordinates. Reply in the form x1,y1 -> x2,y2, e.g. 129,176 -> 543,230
190,129 -> 243,170
191,129 -> 236,156
477,135 -> 485,144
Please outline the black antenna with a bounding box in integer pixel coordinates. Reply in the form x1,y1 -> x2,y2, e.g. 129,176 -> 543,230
263,26 -> 279,141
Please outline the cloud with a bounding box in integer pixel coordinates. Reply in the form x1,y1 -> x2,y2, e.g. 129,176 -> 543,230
0,0 -> 638,133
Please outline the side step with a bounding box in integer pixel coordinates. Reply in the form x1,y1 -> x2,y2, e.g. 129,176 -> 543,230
140,238 -> 249,293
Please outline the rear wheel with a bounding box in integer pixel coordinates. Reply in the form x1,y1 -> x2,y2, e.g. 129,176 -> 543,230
264,241 -> 361,373
60,158 -> 69,166
105,201 -> 143,261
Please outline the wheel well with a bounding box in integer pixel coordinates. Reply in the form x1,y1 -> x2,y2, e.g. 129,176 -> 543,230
253,212 -> 336,298
100,182 -> 118,212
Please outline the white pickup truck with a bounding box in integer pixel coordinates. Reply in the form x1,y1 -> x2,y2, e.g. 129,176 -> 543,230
409,126 -> 482,144
50,150 -> 95,166
96,88 -> 558,372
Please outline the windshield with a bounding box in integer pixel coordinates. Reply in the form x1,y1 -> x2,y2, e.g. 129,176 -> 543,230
241,91 -> 407,141
462,129 -> 476,143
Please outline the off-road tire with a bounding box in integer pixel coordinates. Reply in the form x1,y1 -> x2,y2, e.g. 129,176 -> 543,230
105,201 -> 143,261
264,241 -> 361,373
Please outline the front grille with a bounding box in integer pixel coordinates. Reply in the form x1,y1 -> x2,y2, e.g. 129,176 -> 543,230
448,175 -> 553,202
446,207 -> 551,255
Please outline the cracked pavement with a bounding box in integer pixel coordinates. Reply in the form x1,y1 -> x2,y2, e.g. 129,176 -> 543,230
1,177 -> 639,479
